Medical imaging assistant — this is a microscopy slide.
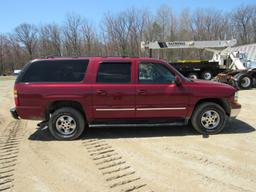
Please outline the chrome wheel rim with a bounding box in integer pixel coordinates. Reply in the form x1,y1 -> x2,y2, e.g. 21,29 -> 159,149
201,110 -> 220,130
55,115 -> 77,135
203,72 -> 212,80
241,77 -> 251,88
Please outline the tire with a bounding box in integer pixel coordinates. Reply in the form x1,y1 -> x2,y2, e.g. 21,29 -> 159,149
201,71 -> 213,80
235,73 -> 253,90
191,102 -> 227,134
49,107 -> 85,140
188,73 -> 198,79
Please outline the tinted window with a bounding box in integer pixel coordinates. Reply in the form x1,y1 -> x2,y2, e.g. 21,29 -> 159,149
97,62 -> 131,84
139,62 -> 175,84
20,60 -> 88,82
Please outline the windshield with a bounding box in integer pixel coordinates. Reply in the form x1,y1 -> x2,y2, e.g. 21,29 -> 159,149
247,61 -> 256,69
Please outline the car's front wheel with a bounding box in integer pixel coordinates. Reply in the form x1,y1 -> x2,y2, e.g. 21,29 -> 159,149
49,107 -> 85,140
191,102 -> 227,134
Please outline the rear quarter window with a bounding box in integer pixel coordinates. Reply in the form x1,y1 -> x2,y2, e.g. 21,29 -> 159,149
19,60 -> 88,83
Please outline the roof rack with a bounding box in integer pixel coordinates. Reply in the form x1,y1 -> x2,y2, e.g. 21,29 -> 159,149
39,55 -> 141,59
101,55 -> 139,58
46,55 -> 58,59
40,55 -> 80,59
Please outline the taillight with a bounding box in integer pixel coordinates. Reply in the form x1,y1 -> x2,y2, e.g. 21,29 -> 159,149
14,88 -> 19,106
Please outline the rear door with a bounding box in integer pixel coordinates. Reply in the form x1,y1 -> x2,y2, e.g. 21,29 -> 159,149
92,60 -> 136,119
136,61 -> 189,119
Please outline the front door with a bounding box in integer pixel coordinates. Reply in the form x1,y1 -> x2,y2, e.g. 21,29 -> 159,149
136,61 -> 189,119
92,61 -> 136,119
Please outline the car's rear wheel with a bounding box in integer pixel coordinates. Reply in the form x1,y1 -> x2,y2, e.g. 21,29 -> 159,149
191,102 -> 227,134
49,107 -> 85,140
201,71 -> 213,80
235,73 -> 253,90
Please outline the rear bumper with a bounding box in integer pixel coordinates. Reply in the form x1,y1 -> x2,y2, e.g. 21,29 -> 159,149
16,106 -> 45,120
10,107 -> 19,120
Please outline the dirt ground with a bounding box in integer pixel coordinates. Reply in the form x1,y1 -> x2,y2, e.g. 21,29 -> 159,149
0,76 -> 256,192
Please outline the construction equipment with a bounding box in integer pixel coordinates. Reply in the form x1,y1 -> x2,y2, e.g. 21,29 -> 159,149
141,39 -> 256,89
212,44 -> 256,89
142,39 -> 238,80
141,39 -> 237,50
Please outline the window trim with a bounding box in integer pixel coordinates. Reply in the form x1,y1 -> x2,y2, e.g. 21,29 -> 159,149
138,61 -> 176,85
96,61 -> 132,84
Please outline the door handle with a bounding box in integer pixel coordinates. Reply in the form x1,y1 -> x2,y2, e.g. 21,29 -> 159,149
113,92 -> 122,100
138,89 -> 146,95
96,90 -> 107,96
113,92 -> 122,97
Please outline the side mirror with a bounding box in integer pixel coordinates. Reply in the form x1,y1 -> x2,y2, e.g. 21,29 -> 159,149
175,76 -> 182,86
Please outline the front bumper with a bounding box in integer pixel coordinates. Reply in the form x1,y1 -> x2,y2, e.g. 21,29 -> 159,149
10,107 -> 19,119
230,102 -> 241,118
230,108 -> 241,118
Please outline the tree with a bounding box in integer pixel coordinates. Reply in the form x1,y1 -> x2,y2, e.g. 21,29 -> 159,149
0,34 -> 7,75
127,8 -> 149,56
39,24 -> 62,56
102,11 -> 134,56
155,5 -> 177,59
15,23 -> 38,59
232,5 -> 255,44
63,13 -> 83,56
81,21 -> 98,56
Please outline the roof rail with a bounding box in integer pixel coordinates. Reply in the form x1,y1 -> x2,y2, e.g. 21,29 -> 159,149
38,55 -> 141,59
40,55 -> 59,59
101,55 -> 139,58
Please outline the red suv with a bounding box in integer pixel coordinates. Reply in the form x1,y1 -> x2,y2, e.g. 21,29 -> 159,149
10,57 -> 241,140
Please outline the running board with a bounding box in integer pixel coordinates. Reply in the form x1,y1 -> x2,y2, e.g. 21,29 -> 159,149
89,122 -> 185,128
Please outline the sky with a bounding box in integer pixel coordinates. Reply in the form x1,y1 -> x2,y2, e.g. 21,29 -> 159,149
0,0 -> 255,33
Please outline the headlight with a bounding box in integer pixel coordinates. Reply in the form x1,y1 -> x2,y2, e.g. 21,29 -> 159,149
234,91 -> 239,103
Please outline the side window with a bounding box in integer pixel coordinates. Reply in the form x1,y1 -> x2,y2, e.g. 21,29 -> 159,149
97,62 -> 131,84
139,62 -> 175,84
20,60 -> 88,82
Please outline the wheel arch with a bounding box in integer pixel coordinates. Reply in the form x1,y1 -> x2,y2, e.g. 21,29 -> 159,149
46,100 -> 87,121
234,71 -> 251,77
193,98 -> 231,116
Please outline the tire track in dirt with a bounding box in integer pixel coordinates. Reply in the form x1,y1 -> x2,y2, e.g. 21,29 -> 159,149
0,120 -> 26,192
0,115 -> 4,126
167,148 -> 256,182
83,139 -> 153,192
165,148 -> 255,192
201,174 -> 252,192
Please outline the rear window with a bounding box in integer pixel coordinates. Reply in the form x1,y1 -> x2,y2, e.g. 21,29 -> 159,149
96,62 -> 131,84
19,60 -> 88,83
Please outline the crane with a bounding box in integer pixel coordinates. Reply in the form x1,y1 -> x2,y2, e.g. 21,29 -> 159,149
141,39 -> 247,70
141,39 -> 237,50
